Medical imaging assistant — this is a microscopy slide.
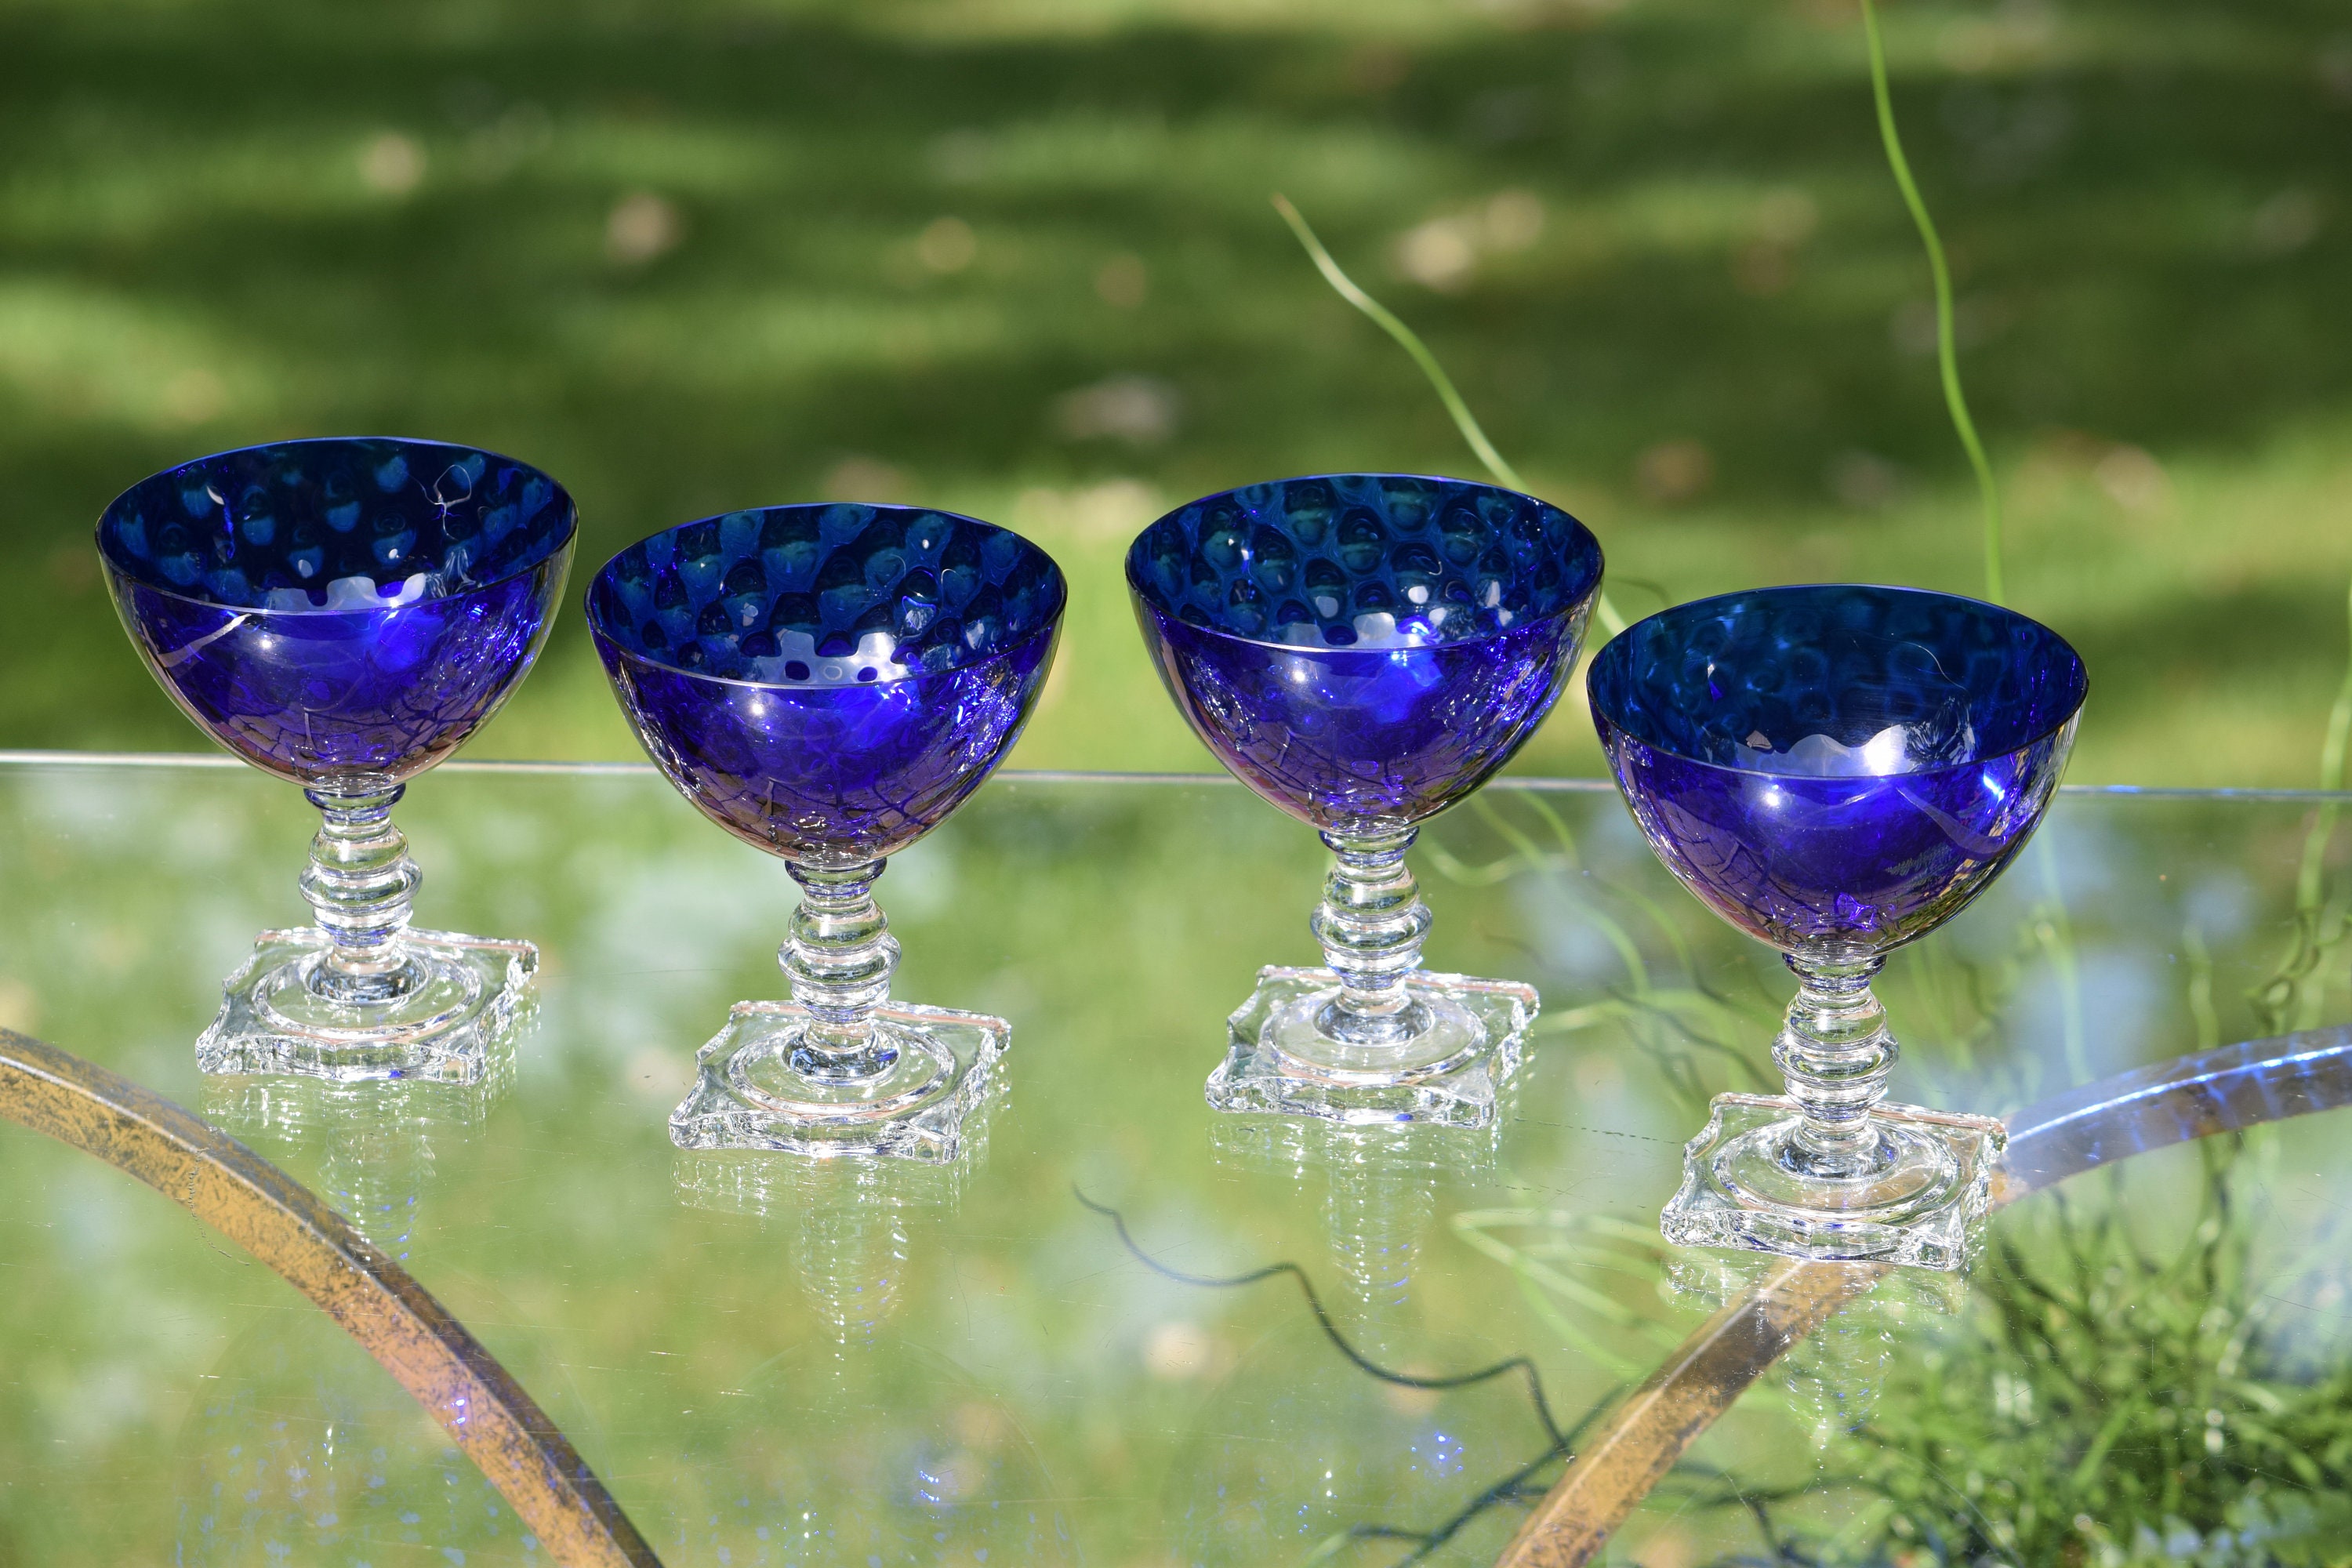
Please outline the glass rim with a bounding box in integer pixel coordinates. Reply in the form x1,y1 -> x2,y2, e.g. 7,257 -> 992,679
585,503 -> 1067,691
1588,580 -> 2090,780
93,434 -> 581,616
1124,470 -> 1604,655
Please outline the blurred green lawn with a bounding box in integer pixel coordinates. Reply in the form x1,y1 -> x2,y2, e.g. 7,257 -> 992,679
2,0 -> 2348,785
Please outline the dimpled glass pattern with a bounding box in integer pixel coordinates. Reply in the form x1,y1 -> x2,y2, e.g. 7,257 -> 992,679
1587,584 -> 2087,953
589,503 -> 1061,684
1127,475 -> 1604,1128
99,438 -> 575,785
96,437 -> 579,1084
1588,584 -> 2089,1268
1128,474 -> 1602,831
589,506 -> 1065,1161
589,505 -> 1064,864
1131,473 -> 1597,649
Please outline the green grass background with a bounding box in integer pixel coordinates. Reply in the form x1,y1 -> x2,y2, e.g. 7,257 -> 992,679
4,0 -> 2350,784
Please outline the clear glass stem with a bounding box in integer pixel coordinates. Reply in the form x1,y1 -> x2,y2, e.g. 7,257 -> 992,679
300,783 -> 423,1007
1773,953 -> 1900,1178
782,859 -> 901,1083
1309,828 -> 1434,1047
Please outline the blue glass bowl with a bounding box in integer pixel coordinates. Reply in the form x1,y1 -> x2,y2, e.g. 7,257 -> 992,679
98,437 -> 576,786
1588,583 -> 2087,1266
96,437 -> 577,1083
1586,583 -> 2087,956
586,504 -> 1065,865
1127,473 -> 1604,833
588,504 -> 1065,1161
1129,474 -> 1603,1127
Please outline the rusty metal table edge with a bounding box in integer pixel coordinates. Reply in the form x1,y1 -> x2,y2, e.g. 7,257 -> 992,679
9,1018 -> 2348,1568
0,1028 -> 661,1568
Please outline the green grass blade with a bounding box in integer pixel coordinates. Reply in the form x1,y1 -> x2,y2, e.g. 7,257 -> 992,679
1273,193 -> 1629,637
2034,837 -> 2088,1083
2295,572 -> 2352,909
1860,0 -> 2005,604
2182,923 -> 2220,1052
2252,573 -> 2352,1028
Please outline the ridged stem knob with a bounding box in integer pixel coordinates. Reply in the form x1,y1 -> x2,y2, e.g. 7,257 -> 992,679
300,784 -> 422,1006
1774,953 -> 1900,1176
782,859 -> 900,1082
1310,828 -> 1434,1047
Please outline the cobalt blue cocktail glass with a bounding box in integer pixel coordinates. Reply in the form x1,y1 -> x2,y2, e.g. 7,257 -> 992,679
97,437 -> 576,1082
1130,474 -> 1604,1126
1589,584 -> 2088,1267
589,505 -> 1064,1160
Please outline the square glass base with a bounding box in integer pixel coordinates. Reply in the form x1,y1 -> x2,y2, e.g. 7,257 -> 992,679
1661,1092 -> 2007,1271
194,927 -> 537,1085
669,1000 -> 1007,1163
1206,965 -> 1537,1128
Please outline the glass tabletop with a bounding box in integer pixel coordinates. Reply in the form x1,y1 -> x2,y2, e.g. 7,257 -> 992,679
2,756 -> 2349,1567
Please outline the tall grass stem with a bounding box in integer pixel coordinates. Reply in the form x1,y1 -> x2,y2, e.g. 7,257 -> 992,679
2296,573 -> 2352,909
1273,193 -> 1628,637
2254,574 -> 2352,1030
1860,0 -> 2005,604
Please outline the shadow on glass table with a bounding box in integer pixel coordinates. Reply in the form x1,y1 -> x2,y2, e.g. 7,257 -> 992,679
2,757 -> 2351,1566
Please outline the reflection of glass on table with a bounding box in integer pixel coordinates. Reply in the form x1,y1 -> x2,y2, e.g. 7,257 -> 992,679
2,757 -> 2349,1566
